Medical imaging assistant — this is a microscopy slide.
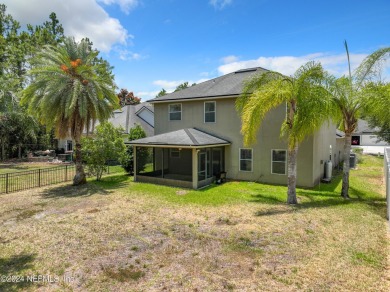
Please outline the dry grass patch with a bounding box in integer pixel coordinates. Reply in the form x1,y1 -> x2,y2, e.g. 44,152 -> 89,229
0,155 -> 388,291
0,162 -> 59,174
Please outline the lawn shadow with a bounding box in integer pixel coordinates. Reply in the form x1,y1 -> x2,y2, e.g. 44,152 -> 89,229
250,175 -> 386,219
252,191 -> 353,217
0,253 -> 36,292
40,182 -> 110,199
311,173 -> 342,193
39,174 -> 130,199
91,174 -> 131,190
197,183 -> 220,192
349,186 -> 387,219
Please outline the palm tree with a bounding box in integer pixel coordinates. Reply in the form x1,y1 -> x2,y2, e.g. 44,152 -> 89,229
236,62 -> 333,204
0,76 -> 19,112
22,37 -> 118,185
328,42 -> 390,198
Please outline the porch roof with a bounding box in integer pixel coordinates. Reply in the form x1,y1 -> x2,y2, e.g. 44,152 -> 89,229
126,128 -> 231,148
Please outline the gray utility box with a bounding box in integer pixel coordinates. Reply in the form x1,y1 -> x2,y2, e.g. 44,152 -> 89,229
350,153 -> 357,169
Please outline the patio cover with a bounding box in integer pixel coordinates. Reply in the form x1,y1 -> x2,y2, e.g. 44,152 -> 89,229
126,128 -> 230,148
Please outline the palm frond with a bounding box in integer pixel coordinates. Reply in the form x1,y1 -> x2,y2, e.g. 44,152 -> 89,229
354,47 -> 390,89
21,36 -> 117,140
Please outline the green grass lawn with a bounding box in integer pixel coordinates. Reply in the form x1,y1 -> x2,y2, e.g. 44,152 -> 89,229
0,155 -> 388,291
0,162 -> 58,174
0,163 -> 125,194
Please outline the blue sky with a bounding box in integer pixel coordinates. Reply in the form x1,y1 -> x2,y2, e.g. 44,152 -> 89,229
4,0 -> 390,100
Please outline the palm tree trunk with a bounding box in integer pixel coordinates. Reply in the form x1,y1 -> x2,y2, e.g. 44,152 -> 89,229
73,132 -> 86,185
341,133 -> 352,198
287,143 -> 299,204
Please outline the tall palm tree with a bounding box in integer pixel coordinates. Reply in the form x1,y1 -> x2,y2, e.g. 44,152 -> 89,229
236,62 -> 333,204
22,37 -> 118,185
328,42 -> 390,198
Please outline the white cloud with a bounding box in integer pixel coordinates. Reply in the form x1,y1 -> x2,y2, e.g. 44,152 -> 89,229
153,80 -> 186,92
153,78 -> 210,93
137,91 -> 160,101
196,78 -> 210,84
209,0 -> 233,9
97,0 -> 139,14
4,0 -> 130,53
115,48 -> 145,61
218,52 -> 372,77
221,55 -> 239,64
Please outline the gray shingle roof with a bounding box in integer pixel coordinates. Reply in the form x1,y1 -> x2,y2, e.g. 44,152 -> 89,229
149,67 -> 268,102
336,129 -> 345,138
354,119 -> 379,134
126,128 -> 231,147
94,102 -> 154,136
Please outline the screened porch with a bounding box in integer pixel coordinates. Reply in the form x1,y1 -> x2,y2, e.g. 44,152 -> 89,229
127,128 -> 230,189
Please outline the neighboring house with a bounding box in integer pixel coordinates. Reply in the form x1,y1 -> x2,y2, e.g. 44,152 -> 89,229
351,119 -> 389,155
56,102 -> 154,151
128,67 -> 343,189
97,102 -> 154,137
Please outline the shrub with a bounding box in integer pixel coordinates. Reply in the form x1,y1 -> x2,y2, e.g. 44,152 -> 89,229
122,124 -> 149,174
82,122 -> 126,180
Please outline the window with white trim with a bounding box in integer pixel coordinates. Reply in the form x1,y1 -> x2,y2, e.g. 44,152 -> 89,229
239,148 -> 253,171
271,150 -> 287,175
169,104 -> 181,121
204,101 -> 216,123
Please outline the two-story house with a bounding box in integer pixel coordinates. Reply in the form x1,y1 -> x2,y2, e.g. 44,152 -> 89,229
129,67 -> 342,189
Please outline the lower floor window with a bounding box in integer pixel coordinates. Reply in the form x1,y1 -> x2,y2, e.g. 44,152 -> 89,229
239,148 -> 253,171
272,149 -> 286,174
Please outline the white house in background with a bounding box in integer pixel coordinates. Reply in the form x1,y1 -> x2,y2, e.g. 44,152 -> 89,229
351,119 -> 389,155
55,102 -> 154,152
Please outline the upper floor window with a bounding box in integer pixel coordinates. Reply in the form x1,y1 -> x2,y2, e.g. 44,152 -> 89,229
169,103 -> 181,121
204,101 -> 216,123
239,148 -> 253,172
271,149 -> 286,175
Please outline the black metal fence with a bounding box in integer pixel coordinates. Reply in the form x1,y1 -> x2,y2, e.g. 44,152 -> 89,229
0,164 -> 123,194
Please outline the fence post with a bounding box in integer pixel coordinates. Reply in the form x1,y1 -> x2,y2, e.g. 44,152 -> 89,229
65,165 -> 68,181
108,165 -> 110,174
38,169 -> 41,187
6,173 -> 8,194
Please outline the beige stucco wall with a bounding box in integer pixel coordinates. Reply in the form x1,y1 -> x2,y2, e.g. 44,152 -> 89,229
311,122 -> 338,186
153,97 -> 335,187
335,137 -> 345,168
